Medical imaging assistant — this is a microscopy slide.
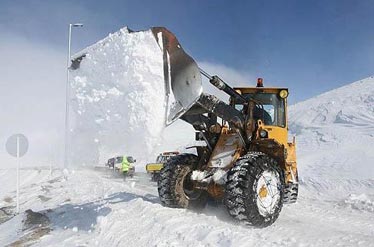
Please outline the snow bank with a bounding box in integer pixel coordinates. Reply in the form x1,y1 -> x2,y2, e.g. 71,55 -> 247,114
344,194 -> 374,213
69,27 -> 166,166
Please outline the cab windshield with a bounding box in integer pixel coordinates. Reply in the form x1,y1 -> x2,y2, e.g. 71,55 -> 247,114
156,155 -> 168,163
235,93 -> 286,127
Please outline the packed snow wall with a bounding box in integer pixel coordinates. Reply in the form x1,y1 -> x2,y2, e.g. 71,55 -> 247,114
68,27 -> 166,166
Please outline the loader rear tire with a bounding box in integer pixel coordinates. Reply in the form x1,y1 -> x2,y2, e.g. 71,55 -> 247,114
158,154 -> 207,210
224,152 -> 284,228
283,183 -> 298,204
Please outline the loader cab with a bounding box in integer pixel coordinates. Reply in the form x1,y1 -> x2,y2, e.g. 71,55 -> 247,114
231,87 -> 289,145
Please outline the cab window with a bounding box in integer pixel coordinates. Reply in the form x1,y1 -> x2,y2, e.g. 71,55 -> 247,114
247,93 -> 286,127
232,93 -> 286,127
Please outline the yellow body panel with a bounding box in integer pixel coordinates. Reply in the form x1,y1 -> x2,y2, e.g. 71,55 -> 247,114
259,124 -> 297,185
146,163 -> 164,172
234,87 -> 288,95
263,126 -> 288,146
285,139 -> 298,184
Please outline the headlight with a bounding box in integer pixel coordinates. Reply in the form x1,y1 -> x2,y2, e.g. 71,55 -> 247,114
260,130 -> 268,138
279,90 -> 288,98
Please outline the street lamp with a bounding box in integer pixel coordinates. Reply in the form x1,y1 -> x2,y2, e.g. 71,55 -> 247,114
65,23 -> 83,170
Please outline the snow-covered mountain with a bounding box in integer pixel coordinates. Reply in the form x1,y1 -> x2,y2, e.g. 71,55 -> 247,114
290,76 -> 374,127
289,76 -> 374,195
1,76 -> 373,246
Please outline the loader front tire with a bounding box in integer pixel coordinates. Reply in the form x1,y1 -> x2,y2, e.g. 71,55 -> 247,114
224,152 -> 284,227
158,154 -> 207,210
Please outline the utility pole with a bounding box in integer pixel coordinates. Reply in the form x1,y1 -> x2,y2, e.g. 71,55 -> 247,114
64,23 -> 83,170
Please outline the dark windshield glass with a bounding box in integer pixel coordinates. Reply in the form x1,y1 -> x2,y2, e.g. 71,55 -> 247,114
156,155 -> 163,163
115,156 -> 123,163
244,93 -> 286,127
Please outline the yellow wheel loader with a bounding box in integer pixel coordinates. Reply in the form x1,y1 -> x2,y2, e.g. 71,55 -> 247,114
71,27 -> 298,227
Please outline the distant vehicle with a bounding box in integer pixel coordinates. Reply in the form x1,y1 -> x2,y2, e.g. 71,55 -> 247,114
107,157 -> 115,168
108,155 -> 136,178
146,152 -> 179,181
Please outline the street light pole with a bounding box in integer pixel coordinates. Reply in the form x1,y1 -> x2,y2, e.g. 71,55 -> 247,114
64,23 -> 83,170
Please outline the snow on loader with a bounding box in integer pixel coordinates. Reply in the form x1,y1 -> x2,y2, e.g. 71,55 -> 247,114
71,27 -> 298,227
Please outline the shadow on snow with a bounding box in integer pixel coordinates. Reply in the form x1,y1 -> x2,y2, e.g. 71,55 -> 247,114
44,191 -> 160,232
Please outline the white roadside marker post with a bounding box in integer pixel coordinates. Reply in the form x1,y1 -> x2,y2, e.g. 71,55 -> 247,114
16,136 -> 20,214
5,134 -> 28,215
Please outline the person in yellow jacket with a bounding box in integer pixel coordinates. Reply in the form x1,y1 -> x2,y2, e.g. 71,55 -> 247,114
121,156 -> 135,177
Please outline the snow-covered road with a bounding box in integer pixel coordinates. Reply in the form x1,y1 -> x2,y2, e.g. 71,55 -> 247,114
1,166 -> 373,247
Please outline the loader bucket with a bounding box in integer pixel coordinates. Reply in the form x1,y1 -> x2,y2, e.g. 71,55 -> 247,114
70,26 -> 202,126
150,27 -> 202,125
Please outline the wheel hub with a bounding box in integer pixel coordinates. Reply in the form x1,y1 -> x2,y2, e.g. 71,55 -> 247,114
258,185 -> 268,199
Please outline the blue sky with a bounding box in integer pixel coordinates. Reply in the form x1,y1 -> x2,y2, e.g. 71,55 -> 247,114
1,0 -> 373,102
